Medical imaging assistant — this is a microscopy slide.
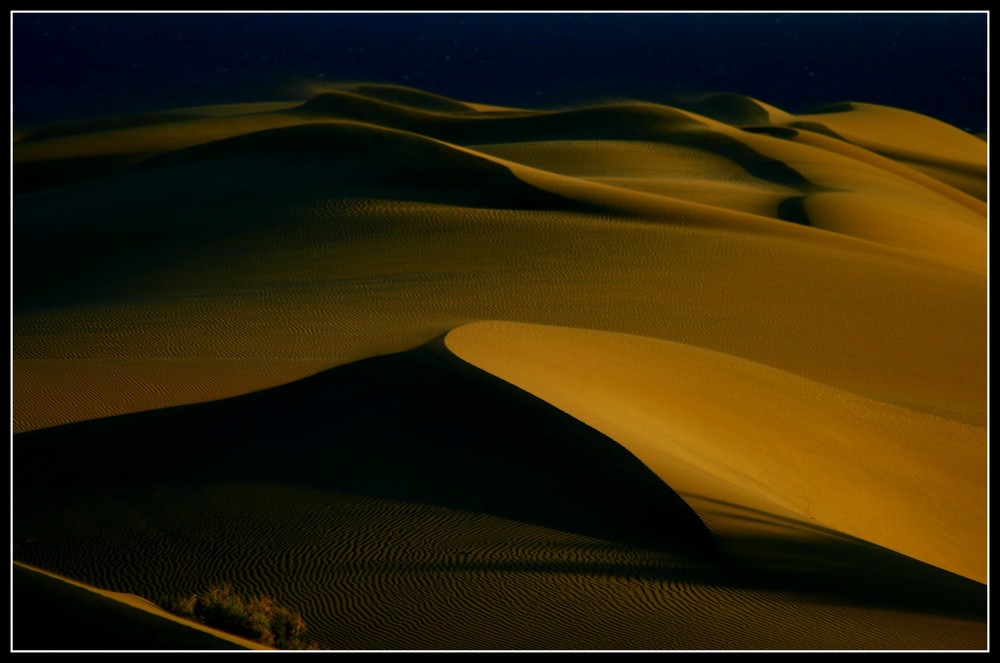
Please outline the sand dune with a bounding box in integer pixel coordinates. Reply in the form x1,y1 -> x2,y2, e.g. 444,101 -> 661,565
13,84 -> 986,649
12,338 -> 986,649
13,562 -> 264,650
445,321 -> 985,583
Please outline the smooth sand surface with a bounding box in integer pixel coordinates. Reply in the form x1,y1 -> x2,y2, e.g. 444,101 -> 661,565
13,84 -> 985,649
446,321 -> 985,583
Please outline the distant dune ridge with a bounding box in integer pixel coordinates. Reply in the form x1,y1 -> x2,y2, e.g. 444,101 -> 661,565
13,84 -> 986,650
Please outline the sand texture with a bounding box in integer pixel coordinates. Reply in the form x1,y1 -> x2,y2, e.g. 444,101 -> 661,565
13,562 -> 264,650
13,85 -> 986,650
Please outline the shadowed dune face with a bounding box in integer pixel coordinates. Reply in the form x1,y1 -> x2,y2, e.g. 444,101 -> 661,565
13,83 -> 986,650
132,121 -> 575,212
14,341 -> 714,556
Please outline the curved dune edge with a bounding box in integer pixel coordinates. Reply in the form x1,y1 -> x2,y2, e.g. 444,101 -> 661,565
12,359 -> 336,434
444,321 -> 985,584
790,103 -> 987,200
14,86 -> 986,433
15,85 -> 984,222
14,339 -> 985,650
12,562 -> 269,650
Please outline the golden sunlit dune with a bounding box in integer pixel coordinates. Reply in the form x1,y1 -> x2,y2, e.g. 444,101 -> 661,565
446,321 -> 985,583
13,83 -> 986,650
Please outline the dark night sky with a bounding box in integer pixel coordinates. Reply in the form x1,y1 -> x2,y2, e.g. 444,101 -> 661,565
12,11 -> 988,131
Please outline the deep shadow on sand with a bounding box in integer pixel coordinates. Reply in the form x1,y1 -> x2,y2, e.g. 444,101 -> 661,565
14,339 -> 714,557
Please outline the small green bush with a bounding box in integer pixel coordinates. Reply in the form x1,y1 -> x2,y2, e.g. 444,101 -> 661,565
162,583 -> 316,649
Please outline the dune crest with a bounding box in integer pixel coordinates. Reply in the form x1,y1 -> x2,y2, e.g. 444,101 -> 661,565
445,321 -> 985,583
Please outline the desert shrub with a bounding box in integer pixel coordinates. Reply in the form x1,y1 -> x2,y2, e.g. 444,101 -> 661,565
162,583 -> 316,649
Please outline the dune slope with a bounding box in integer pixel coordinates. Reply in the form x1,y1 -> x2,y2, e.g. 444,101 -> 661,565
13,340 -> 986,650
446,321 -> 985,583
13,84 -> 986,649
12,563 -> 261,650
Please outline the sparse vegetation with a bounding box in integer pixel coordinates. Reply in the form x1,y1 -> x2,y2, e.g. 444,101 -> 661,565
162,583 -> 317,650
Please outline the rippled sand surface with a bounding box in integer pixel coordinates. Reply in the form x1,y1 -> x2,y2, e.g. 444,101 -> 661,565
13,85 -> 986,650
